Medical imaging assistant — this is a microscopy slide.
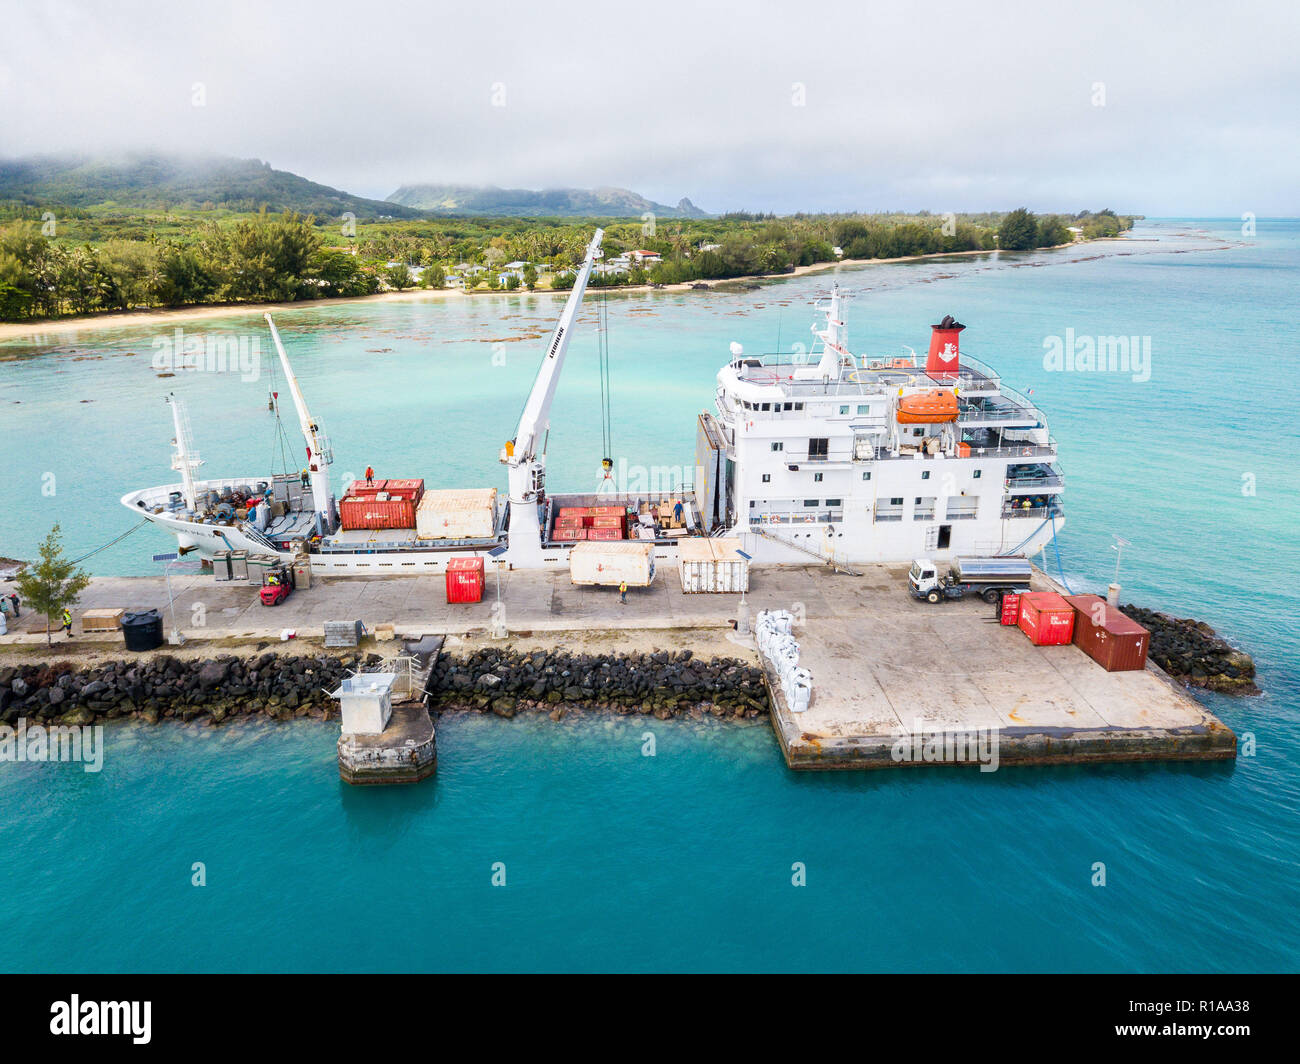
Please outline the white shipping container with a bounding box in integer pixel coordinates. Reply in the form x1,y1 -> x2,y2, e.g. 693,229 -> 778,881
677,536 -> 749,593
416,488 -> 498,540
569,541 -> 655,587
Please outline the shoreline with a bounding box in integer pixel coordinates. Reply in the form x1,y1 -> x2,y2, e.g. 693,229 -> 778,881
0,238 -> 1121,344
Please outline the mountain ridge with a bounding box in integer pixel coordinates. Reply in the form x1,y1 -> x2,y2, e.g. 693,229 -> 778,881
0,154 -> 426,219
387,182 -> 710,218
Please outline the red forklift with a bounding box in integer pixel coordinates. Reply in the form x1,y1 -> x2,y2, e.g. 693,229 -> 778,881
259,563 -> 296,606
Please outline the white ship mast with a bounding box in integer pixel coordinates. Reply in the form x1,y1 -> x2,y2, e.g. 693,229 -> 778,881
264,313 -> 336,529
502,228 -> 604,566
166,393 -> 203,511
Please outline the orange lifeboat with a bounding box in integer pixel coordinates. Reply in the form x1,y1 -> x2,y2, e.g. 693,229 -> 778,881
896,389 -> 958,424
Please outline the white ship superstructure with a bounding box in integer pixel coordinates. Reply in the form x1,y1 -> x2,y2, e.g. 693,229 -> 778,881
124,235 -> 1063,575
697,286 -> 1064,566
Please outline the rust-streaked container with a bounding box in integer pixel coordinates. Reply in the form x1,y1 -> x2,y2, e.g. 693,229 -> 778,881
445,556 -> 485,604
1017,591 -> 1075,646
589,505 -> 626,518
339,495 -> 416,530
557,507 -> 592,520
1064,594 -> 1150,672
586,526 -> 624,541
553,527 -> 587,541
589,515 -> 625,530
999,591 -> 1021,626
346,478 -> 388,496
383,478 -> 425,503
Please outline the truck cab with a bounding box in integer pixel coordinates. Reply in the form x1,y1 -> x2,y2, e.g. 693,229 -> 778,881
908,558 -> 945,600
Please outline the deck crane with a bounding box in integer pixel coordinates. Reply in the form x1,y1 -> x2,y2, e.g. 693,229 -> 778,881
264,312 -> 337,535
501,227 -> 604,566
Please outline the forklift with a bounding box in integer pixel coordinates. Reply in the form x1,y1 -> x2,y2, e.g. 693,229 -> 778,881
259,562 -> 297,606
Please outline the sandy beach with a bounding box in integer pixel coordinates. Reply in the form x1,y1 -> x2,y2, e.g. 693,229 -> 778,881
0,240 -> 1099,344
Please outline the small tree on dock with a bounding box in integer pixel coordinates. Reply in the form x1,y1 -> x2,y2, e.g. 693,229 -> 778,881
13,524 -> 91,645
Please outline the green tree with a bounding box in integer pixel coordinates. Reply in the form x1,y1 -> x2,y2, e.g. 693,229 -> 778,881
998,208 -> 1038,251
385,263 -> 413,290
13,524 -> 92,646
521,264 -> 537,289
423,264 -> 447,289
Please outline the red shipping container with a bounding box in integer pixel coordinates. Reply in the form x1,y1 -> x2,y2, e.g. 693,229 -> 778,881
589,505 -> 626,518
1017,591 -> 1075,646
1064,594 -> 1150,671
346,478 -> 388,496
553,528 -> 587,541
383,478 -> 425,502
586,526 -> 624,541
557,507 -> 592,519
338,495 -> 416,530
590,515 -> 625,529
999,591 -> 1021,626
445,556 -> 485,604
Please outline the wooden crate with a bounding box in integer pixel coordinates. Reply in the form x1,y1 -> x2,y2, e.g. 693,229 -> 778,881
81,608 -> 124,633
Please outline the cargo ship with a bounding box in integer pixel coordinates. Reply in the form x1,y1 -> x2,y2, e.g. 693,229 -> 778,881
123,228 -> 1064,573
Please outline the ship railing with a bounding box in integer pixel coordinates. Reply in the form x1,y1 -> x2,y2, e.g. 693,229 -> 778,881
1005,475 -> 1064,490
749,510 -> 845,526
1001,504 -> 1065,519
967,443 -> 1057,459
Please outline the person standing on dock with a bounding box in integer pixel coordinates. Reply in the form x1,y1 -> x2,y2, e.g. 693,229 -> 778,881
365,466 -> 375,486
9,593 -> 19,618
60,608 -> 73,639
619,580 -> 628,604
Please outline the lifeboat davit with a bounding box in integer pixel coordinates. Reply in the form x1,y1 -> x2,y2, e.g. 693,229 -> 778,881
896,389 -> 958,424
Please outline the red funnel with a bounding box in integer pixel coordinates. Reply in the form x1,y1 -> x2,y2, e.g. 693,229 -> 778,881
927,315 -> 965,380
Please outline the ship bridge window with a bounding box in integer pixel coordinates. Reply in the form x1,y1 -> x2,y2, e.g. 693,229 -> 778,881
839,405 -> 849,415
794,402 -> 804,411
762,474 -> 771,483
862,471 -> 872,481
825,498 -> 842,506
760,403 -> 771,411
890,497 -> 903,506
973,469 -> 982,479
771,442 -> 783,452
857,404 -> 870,414
814,473 -> 823,482
803,499 -> 819,508
783,402 -> 793,411
921,470 -> 930,480
809,438 -> 829,458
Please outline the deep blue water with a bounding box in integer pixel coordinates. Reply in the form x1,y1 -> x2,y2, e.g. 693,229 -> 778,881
1,219 -> 1298,971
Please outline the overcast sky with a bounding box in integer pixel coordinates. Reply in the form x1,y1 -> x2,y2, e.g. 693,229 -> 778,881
2,0 -> 1297,215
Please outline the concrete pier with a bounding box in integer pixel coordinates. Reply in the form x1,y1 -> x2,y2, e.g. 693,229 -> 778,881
0,563 -> 1236,772
337,701 -> 437,784
335,636 -> 443,785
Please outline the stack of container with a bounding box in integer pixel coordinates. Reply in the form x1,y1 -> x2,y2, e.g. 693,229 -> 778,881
445,556 -> 486,603
553,506 -> 590,541
1017,591 -> 1076,646
339,477 -> 425,531
555,505 -> 632,541
1064,594 -> 1150,671
416,488 -> 497,540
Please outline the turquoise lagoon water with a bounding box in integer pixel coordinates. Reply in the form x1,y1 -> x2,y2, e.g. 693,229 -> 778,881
1,220 -> 1298,971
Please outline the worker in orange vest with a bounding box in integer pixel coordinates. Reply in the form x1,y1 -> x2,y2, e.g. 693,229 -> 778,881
365,466 -> 375,485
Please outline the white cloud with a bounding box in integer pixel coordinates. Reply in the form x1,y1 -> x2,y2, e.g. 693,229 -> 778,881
1,0 -> 1297,214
